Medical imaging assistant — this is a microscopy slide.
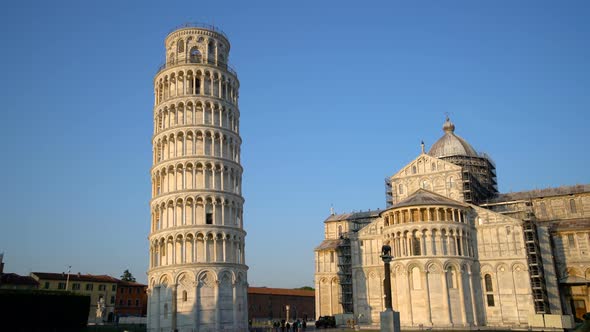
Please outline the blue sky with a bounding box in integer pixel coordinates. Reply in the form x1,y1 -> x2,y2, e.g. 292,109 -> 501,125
1,1 -> 588,287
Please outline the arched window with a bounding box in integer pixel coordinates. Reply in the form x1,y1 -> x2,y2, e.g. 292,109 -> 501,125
484,274 -> 495,306
182,290 -> 188,302
570,199 -> 577,213
412,234 -> 421,256
338,225 -> 342,237
448,176 -> 454,189
189,47 -> 202,63
168,53 -> 175,64
398,184 -> 404,195
412,165 -> 417,174
178,40 -> 185,53
431,162 -> 436,171
484,274 -> 493,291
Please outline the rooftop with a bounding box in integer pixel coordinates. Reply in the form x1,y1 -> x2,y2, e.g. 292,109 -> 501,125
248,287 -> 314,297
391,188 -> 467,209
490,184 -> 590,202
324,210 -> 381,222
31,272 -> 119,283
428,117 -> 479,158
1,273 -> 39,286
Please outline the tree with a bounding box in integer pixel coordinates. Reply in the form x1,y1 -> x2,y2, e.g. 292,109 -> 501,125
296,286 -> 314,291
120,269 -> 136,282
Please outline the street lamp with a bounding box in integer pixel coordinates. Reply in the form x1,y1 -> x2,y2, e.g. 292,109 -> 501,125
380,241 -> 399,332
65,265 -> 72,291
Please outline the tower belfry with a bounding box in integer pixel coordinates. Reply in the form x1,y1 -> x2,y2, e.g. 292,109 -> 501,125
147,23 -> 248,331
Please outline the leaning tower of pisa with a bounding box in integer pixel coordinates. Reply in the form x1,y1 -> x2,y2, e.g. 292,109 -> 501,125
147,24 -> 248,332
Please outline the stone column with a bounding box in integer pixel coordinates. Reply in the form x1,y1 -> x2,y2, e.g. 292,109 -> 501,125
215,280 -> 220,331
406,269 -> 413,324
424,270 -> 432,325
458,272 -> 466,325
171,283 -> 178,331
154,286 -> 161,332
233,281 -> 238,331
442,270 -> 452,325
468,271 -> 479,326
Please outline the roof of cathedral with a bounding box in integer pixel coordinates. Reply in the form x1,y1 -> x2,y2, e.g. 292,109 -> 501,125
324,210 -> 381,222
392,188 -> 467,209
428,117 -> 478,158
315,238 -> 347,251
489,184 -> 590,202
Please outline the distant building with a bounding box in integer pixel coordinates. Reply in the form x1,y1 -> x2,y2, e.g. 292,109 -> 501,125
0,273 -> 39,290
31,272 -> 119,322
315,117 -> 589,329
248,287 -> 315,322
0,254 -> 38,290
115,281 -> 148,317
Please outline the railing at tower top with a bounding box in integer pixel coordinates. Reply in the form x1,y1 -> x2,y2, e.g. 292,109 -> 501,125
168,23 -> 229,40
156,58 -> 238,77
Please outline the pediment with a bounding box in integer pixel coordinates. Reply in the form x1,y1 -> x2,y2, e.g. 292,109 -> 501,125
389,153 -> 461,180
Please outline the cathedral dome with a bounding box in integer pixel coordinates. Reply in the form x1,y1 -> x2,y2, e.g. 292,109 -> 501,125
428,117 -> 478,158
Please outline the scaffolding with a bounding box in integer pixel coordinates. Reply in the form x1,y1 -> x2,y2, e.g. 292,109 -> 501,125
522,210 -> 551,314
440,155 -> 497,204
384,178 -> 393,207
336,234 -> 353,314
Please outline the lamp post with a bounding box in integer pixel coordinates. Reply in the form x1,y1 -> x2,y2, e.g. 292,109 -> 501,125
65,265 -> 71,291
380,242 -> 400,332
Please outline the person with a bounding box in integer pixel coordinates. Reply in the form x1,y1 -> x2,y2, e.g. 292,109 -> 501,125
281,319 -> 286,332
302,320 -> 306,330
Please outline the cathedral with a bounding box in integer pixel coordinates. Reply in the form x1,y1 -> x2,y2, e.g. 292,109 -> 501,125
315,117 -> 589,329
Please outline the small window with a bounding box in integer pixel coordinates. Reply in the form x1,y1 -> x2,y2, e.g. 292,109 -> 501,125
58,282 -> 66,290
568,234 -> 576,249
360,240 -> 363,247
189,47 -> 202,63
110,296 -> 115,304
412,237 -> 421,256
484,274 -> 493,292
412,166 -> 417,174
72,283 -> 80,290
540,202 -> 547,217
569,199 -> 577,213
330,252 -> 334,263
448,177 -> 454,189
206,213 -> 213,224
178,39 -> 185,53
431,162 -> 436,171
183,290 -> 188,302
86,284 -> 93,291
44,282 -> 50,289
137,288 -> 141,294
127,299 -> 132,306
99,284 -> 106,291
338,225 -> 342,237
486,294 -> 495,306
112,285 -> 116,291
398,184 -> 404,194
119,299 -> 123,305
136,299 -> 140,306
